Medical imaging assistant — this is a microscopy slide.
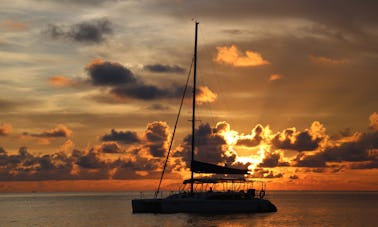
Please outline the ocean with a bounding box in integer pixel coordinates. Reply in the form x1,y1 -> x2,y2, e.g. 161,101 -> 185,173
0,191 -> 377,226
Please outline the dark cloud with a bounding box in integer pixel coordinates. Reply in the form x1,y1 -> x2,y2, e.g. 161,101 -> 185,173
294,131 -> 378,168
23,124 -> 72,138
82,59 -> 217,103
272,130 -> 322,151
111,84 -> 187,101
258,151 -> 290,168
76,149 -> 107,169
101,129 -> 140,144
236,125 -> 264,147
98,142 -> 123,153
86,60 -> 137,86
175,123 -> 233,168
111,84 -> 171,100
144,64 -> 185,74
45,18 -> 113,43
144,121 -> 169,157
251,168 -> 283,178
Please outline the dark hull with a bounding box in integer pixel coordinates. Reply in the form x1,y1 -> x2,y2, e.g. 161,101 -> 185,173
132,198 -> 277,214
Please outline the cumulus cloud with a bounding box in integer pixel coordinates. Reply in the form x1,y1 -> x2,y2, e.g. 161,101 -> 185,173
45,18 -> 113,43
0,122 -> 173,181
251,168 -> 283,179
143,121 -> 170,157
175,123 -> 235,168
86,59 -> 137,86
293,130 -> 378,168
369,112 -> 378,131
2,116 -> 378,182
143,64 -> 185,74
28,124 -> 72,138
215,45 -> 269,67
97,142 -> 123,154
0,123 -> 12,136
258,151 -> 289,167
20,124 -> 73,144
272,122 -> 326,152
236,124 -> 264,147
101,129 -> 140,144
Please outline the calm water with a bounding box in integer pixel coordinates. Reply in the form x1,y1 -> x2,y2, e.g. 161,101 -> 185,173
0,191 -> 377,226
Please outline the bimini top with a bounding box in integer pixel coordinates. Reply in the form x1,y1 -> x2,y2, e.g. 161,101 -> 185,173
191,160 -> 248,175
182,177 -> 251,184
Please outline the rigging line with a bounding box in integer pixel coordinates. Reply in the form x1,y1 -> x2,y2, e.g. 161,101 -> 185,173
154,57 -> 194,199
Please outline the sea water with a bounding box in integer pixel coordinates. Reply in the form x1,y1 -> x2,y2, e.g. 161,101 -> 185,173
0,191 -> 377,226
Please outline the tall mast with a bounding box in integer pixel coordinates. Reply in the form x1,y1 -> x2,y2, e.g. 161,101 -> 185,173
191,21 -> 199,194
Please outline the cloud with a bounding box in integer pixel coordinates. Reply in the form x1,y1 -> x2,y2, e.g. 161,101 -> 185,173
258,151 -> 289,167
111,84 -> 175,100
36,124 -> 72,138
86,59 -> 137,86
0,123 -> 12,136
2,116 -> 378,182
0,19 -> 27,32
75,149 -> 107,169
23,124 -> 72,139
294,130 -> 378,168
272,121 -> 326,152
175,123 -> 234,168
215,45 -> 269,67
251,168 -> 283,178
45,18 -> 113,43
369,112 -> 378,131
144,121 -> 169,157
101,129 -> 140,144
48,75 -> 75,87
309,55 -> 350,65
196,86 -> 217,104
82,59 -> 217,103
97,142 -> 123,154
268,74 -> 284,82
0,121 -> 181,181
236,124 -> 264,147
143,64 -> 185,74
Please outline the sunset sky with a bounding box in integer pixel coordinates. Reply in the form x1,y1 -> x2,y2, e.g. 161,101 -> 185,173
1,0 -> 377,192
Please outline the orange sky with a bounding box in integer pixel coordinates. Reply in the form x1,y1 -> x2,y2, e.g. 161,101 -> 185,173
1,0 -> 378,192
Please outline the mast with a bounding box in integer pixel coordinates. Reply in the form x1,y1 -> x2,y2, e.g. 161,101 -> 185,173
191,21 -> 199,194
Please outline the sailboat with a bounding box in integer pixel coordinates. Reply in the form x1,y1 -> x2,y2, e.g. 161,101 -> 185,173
132,22 -> 277,213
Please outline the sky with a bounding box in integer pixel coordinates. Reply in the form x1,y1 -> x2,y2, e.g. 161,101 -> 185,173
0,0 -> 377,192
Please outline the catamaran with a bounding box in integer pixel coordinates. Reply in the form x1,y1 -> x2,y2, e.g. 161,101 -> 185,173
132,22 -> 277,214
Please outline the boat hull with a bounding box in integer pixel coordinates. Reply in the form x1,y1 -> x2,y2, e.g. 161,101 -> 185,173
132,198 -> 277,213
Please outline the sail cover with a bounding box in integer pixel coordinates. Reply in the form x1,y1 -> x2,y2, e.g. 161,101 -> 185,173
191,160 -> 248,174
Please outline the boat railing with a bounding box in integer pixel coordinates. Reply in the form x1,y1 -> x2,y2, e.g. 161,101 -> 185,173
176,180 -> 270,199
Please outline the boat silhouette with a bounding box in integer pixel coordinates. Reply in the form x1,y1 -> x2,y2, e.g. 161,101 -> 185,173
132,22 -> 277,214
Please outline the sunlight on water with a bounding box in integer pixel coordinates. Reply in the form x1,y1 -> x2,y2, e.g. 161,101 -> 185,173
0,191 -> 377,227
